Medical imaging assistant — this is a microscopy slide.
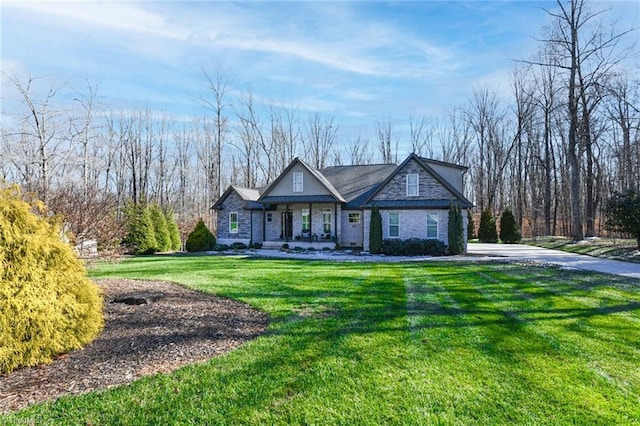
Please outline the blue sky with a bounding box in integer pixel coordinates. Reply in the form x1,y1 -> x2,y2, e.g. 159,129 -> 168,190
2,0 -> 638,152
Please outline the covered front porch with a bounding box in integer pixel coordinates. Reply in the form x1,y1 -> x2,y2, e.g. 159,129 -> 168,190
261,201 -> 341,247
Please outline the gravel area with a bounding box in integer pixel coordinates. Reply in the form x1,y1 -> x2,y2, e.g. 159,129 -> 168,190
0,279 -> 268,414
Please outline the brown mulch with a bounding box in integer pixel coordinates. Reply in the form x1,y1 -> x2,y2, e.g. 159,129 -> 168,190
0,279 -> 268,414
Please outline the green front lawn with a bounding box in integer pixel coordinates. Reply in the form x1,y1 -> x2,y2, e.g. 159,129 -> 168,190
526,236 -> 640,264
4,256 -> 640,425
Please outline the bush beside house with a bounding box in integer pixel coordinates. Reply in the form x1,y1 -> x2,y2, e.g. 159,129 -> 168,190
448,201 -> 465,254
186,219 -> 217,252
381,238 -> 447,256
369,206 -> 383,254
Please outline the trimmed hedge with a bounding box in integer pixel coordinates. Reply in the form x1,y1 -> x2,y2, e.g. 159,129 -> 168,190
0,185 -> 104,374
381,238 -> 447,256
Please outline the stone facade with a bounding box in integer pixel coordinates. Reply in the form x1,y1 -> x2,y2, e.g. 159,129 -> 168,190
216,191 -> 253,245
371,158 -> 452,201
213,154 -> 471,252
341,210 -> 364,247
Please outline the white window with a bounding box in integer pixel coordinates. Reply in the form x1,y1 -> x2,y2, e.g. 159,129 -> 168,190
323,209 -> 332,234
427,212 -> 438,238
388,212 -> 399,238
407,174 -> 419,196
229,212 -> 238,233
302,208 -> 310,232
293,172 -> 303,192
348,212 -> 361,223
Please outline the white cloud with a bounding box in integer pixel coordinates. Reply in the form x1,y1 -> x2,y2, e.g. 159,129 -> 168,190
4,0 -> 187,40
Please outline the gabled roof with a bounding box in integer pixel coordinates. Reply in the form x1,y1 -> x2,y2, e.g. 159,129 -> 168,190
422,157 -> 468,171
320,163 -> 397,208
211,185 -> 261,210
258,157 -> 346,203
213,153 -> 473,211
362,153 -> 473,208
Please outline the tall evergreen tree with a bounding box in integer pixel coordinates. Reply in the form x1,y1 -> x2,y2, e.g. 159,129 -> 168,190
606,189 -> 640,249
369,206 -> 383,254
467,210 -> 475,240
478,209 -> 498,243
165,208 -> 182,251
123,201 -> 157,255
149,203 -> 171,252
499,208 -> 522,243
448,200 -> 465,254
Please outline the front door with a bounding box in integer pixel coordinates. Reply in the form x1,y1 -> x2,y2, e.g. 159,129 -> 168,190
281,211 -> 293,240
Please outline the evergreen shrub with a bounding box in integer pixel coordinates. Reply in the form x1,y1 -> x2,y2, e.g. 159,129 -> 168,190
369,206 -> 382,254
165,209 -> 182,251
0,185 -> 104,374
381,238 -> 447,256
149,204 -> 171,252
499,208 -> 522,244
467,210 -> 476,240
448,201 -> 465,254
478,209 -> 498,243
123,201 -> 157,254
185,219 -> 216,252
606,189 -> 640,249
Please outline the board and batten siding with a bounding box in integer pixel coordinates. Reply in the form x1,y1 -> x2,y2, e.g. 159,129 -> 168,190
267,165 -> 332,196
427,162 -> 464,193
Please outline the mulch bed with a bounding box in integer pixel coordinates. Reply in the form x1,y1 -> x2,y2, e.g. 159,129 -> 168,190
0,279 -> 268,414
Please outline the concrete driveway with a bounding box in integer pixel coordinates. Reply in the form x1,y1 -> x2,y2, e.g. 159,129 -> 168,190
467,243 -> 640,280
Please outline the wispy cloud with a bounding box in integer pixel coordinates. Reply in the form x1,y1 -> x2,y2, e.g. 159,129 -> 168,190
4,0 -> 187,40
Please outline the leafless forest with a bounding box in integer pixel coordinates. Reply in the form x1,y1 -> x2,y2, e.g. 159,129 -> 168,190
1,0 -> 638,246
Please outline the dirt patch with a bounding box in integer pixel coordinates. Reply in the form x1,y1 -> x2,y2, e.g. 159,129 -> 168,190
0,279 -> 268,414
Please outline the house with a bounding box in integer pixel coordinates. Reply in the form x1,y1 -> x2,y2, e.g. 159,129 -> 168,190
212,153 -> 473,251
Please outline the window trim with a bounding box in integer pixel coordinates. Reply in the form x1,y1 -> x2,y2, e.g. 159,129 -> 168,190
322,208 -> 332,234
301,208 -> 310,232
426,212 -> 438,239
293,172 -> 304,193
348,212 -> 361,224
388,212 -> 400,238
406,173 -> 419,196
229,212 -> 239,234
